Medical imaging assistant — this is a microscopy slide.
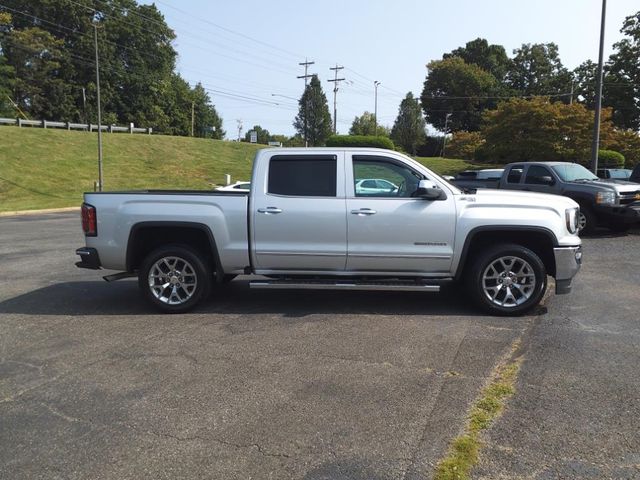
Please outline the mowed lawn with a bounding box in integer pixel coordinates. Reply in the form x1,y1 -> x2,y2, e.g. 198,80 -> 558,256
0,127 -> 476,212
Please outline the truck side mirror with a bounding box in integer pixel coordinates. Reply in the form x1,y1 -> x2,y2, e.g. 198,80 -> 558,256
416,180 -> 447,200
540,176 -> 555,185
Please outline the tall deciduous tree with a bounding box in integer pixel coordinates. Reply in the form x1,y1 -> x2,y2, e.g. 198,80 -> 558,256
606,10 -> 640,131
444,38 -> 511,81
293,75 -> 332,146
421,56 -> 501,132
349,111 -> 389,136
244,124 -> 271,144
391,92 -> 426,154
506,43 -> 572,99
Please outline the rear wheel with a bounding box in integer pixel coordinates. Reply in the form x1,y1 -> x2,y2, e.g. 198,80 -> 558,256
139,245 -> 211,313
466,243 -> 547,316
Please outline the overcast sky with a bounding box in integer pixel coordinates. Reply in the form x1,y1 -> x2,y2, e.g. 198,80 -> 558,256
141,0 -> 638,138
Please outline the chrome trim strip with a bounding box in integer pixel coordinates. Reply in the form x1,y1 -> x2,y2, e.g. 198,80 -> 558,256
250,282 -> 440,292
349,253 -> 452,259
255,251 -> 344,257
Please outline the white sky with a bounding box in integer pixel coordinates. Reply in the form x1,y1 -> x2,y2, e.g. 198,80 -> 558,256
142,0 -> 638,137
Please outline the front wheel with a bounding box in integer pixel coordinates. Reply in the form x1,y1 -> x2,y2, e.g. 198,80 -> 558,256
466,244 -> 547,316
139,245 -> 211,313
577,207 -> 597,235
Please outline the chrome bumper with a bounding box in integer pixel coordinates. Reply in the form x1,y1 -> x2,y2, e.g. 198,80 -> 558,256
553,245 -> 582,294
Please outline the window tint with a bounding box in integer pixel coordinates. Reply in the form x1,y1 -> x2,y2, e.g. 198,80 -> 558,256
507,166 -> 524,184
524,165 -> 553,185
268,156 -> 337,197
353,156 -> 424,198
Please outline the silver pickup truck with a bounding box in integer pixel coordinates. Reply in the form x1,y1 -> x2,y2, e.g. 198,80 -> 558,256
76,148 -> 582,315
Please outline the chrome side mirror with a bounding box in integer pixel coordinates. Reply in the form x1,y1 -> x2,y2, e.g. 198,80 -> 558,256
416,180 -> 447,200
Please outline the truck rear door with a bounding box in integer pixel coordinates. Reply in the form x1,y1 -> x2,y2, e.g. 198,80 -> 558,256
251,153 -> 347,272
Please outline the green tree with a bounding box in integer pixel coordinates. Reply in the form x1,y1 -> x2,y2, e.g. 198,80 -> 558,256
506,43 -> 572,98
445,131 -> 484,160
421,56 -> 502,132
293,75 -> 332,146
606,10 -> 640,130
349,111 -> 389,136
390,92 -> 426,154
191,83 -> 224,139
244,124 -> 271,144
444,38 -> 511,81
478,97 -> 615,164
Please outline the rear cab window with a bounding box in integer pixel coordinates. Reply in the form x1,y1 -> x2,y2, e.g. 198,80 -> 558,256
506,165 -> 524,184
267,155 -> 337,197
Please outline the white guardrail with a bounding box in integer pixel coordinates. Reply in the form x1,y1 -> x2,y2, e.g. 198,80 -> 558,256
0,117 -> 152,134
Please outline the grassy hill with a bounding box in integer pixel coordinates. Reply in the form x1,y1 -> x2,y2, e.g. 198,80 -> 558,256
0,127 -> 475,212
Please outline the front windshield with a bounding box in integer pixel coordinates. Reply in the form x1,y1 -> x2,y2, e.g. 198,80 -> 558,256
552,164 -> 598,182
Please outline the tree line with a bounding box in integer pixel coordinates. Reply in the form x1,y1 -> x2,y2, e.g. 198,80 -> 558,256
0,1 -> 224,138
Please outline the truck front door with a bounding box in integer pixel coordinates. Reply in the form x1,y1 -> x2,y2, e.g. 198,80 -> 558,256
345,154 -> 456,274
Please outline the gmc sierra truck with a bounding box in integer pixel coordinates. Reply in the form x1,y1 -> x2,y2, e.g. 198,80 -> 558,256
76,148 -> 582,316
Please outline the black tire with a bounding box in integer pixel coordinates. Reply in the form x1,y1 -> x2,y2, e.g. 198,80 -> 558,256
138,244 -> 212,313
578,206 -> 597,235
466,243 -> 547,316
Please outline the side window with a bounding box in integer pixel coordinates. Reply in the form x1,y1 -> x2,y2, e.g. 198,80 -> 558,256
353,155 -> 424,198
507,166 -> 524,184
268,155 -> 337,197
524,165 -> 554,185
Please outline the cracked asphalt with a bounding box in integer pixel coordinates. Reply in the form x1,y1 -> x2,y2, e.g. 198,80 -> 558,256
0,212 -> 637,479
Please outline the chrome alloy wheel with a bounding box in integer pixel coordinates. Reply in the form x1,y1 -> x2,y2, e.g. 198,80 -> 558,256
147,256 -> 198,305
482,256 -> 536,308
577,212 -> 587,232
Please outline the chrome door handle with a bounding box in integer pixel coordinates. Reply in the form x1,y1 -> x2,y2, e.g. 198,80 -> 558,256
350,208 -> 377,216
257,207 -> 282,214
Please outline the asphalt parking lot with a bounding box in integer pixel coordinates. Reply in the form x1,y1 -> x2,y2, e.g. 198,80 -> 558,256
1,212 -> 638,479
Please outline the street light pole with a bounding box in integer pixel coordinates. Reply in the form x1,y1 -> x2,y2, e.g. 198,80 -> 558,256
590,0 -> 607,174
93,23 -> 103,191
442,113 -> 452,157
374,81 -> 380,136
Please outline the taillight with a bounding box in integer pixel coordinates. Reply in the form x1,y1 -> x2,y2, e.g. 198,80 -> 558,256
81,203 -> 97,236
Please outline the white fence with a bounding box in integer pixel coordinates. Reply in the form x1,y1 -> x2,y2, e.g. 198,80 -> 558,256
0,117 -> 152,134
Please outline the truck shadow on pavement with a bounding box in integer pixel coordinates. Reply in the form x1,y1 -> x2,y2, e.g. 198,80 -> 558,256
0,279 -> 511,318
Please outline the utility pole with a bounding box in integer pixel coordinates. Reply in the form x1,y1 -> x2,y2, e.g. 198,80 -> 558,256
236,119 -> 243,141
590,0 -> 607,174
328,64 -> 344,135
93,23 -> 103,192
569,81 -> 574,105
297,58 -> 315,147
191,101 -> 195,137
374,81 -> 381,136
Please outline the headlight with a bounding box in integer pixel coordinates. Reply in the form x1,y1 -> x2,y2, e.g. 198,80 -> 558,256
595,191 -> 616,205
565,207 -> 579,234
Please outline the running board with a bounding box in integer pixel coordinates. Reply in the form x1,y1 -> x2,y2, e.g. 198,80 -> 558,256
249,280 -> 441,292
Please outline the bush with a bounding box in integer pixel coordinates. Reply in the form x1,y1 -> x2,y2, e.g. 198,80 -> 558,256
326,135 -> 395,150
446,131 -> 485,160
602,129 -> 640,167
598,149 -> 625,168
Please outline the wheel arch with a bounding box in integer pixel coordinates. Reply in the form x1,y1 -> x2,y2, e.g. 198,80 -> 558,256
126,221 -> 223,279
455,226 -> 558,281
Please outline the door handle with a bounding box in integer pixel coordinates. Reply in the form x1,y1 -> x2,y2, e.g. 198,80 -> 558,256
350,208 -> 377,216
257,207 -> 282,214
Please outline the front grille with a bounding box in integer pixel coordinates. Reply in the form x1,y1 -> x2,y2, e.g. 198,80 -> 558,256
619,191 -> 640,205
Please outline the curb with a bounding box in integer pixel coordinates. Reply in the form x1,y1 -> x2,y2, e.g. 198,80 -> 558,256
0,206 -> 79,217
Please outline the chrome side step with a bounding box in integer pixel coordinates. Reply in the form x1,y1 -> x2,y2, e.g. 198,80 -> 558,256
249,280 -> 441,292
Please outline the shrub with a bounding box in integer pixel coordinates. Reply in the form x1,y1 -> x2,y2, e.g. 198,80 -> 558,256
446,131 -> 485,160
602,129 -> 640,167
326,135 -> 395,150
598,149 -> 625,168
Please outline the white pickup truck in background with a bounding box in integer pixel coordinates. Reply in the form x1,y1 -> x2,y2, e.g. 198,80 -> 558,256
76,148 -> 582,315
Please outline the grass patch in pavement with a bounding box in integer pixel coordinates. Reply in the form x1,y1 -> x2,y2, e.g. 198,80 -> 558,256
434,350 -> 523,480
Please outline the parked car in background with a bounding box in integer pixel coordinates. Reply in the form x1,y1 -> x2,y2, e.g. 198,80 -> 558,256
451,169 -> 504,190
215,181 -> 250,192
597,168 -> 632,181
498,162 -> 640,233
354,178 -> 399,195
631,164 -> 640,184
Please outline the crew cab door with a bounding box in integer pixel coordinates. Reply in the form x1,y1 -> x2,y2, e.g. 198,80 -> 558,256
251,153 -> 347,272
345,154 -> 456,274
